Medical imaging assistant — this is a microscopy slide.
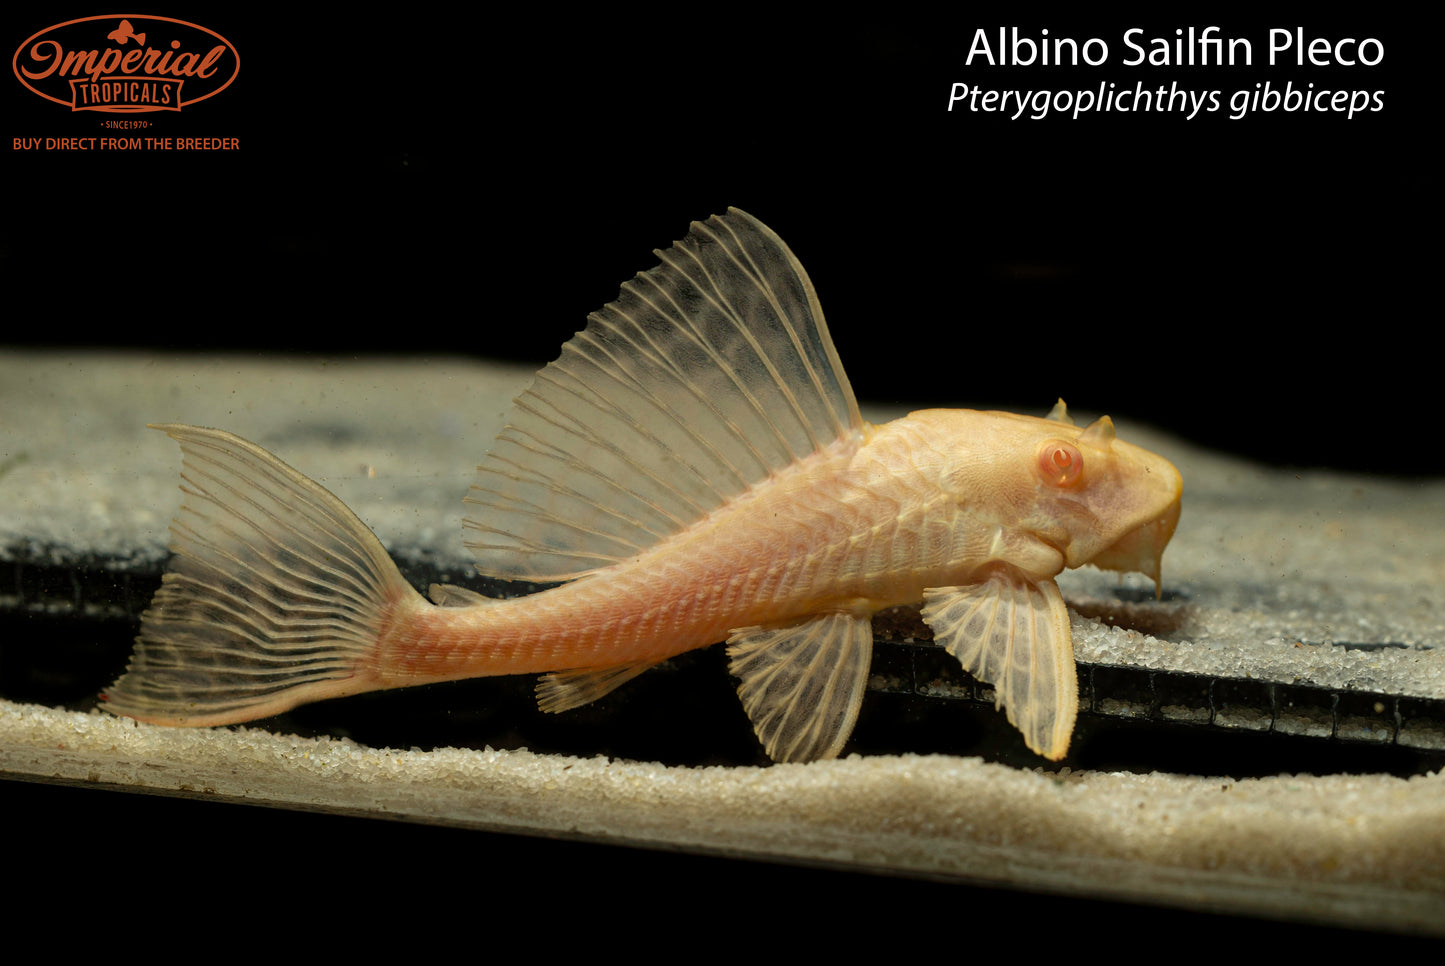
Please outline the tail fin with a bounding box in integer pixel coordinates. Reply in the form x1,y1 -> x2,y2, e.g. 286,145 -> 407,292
103,424 -> 421,726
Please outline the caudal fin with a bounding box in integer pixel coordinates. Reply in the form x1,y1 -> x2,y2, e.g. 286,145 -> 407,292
103,424 -> 421,726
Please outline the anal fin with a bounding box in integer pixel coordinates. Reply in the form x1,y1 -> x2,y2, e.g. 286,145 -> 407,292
921,569 -> 1078,760
726,612 -> 873,763
537,660 -> 664,713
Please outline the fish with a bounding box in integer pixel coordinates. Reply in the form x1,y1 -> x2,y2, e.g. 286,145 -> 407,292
107,19 -> 146,46
102,208 -> 1182,762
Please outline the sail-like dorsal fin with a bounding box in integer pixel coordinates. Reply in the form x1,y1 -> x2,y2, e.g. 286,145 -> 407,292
465,208 -> 862,581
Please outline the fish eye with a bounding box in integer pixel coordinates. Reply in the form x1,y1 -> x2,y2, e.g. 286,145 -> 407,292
1037,440 -> 1084,488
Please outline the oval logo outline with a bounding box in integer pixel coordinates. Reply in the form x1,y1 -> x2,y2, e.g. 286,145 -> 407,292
11,14 -> 240,112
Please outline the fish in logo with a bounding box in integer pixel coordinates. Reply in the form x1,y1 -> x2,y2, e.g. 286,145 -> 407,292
106,20 -> 146,46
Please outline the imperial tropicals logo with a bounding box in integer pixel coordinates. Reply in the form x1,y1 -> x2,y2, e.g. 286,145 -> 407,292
12,15 -> 239,113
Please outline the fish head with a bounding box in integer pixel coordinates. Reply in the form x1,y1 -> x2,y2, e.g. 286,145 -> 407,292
926,406 -> 1182,593
1017,410 -> 1182,592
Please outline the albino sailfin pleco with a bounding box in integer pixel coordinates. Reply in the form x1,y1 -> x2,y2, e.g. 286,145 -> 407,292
104,209 -> 1182,762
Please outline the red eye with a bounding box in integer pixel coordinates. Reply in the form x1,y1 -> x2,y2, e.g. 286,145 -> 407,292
1037,440 -> 1083,487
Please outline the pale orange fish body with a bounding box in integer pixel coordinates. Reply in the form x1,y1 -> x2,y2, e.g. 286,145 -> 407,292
105,210 -> 1182,762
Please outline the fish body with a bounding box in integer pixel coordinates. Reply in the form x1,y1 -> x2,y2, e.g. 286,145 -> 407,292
105,209 -> 1182,762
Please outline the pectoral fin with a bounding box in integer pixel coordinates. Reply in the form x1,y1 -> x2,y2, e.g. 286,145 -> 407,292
726,612 -> 873,763
536,660 -> 665,712
921,570 -> 1078,760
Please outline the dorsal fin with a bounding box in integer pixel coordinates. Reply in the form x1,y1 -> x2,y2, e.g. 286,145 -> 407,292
464,208 -> 862,581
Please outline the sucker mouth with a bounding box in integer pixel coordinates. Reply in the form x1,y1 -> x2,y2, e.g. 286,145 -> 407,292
1090,500 -> 1182,597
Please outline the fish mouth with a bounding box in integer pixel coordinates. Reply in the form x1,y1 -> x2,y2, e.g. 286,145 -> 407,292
1089,497 -> 1181,596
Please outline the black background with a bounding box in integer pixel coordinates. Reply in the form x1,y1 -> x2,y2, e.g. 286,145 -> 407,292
3,7 -> 1431,472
